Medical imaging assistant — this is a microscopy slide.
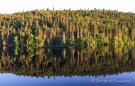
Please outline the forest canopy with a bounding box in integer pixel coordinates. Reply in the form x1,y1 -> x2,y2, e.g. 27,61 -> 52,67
0,9 -> 135,47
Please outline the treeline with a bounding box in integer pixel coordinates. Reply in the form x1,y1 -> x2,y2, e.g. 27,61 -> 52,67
0,46 -> 135,78
0,9 -> 135,47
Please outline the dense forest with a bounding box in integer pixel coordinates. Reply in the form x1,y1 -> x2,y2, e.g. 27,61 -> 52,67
0,46 -> 135,78
1,9 -> 135,47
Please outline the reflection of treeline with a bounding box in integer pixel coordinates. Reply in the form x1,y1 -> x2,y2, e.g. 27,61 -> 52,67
1,9 -> 135,47
0,46 -> 135,78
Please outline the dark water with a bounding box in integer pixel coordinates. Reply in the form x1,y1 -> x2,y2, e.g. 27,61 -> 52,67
0,46 -> 135,86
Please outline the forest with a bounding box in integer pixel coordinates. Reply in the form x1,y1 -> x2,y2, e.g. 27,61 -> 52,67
0,8 -> 135,48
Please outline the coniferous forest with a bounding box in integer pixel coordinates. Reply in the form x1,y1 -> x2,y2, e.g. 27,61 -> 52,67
1,8 -> 135,81
1,8 -> 135,48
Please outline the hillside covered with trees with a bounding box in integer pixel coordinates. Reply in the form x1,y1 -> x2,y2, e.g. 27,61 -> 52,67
0,9 -> 135,47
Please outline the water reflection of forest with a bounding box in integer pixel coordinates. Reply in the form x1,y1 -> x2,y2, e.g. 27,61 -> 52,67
0,46 -> 135,78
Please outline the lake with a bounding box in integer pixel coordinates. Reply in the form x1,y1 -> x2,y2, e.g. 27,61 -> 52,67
0,46 -> 135,86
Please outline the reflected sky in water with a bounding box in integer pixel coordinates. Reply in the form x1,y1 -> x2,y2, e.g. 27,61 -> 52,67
0,72 -> 135,86
0,46 -> 135,86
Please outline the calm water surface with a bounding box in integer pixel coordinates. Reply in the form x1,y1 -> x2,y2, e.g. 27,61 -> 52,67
0,46 -> 135,86
0,72 -> 134,86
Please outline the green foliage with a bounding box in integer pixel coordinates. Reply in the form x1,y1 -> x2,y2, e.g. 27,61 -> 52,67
0,9 -> 135,47
26,34 -> 40,47
97,45 -> 107,56
114,45 -> 123,53
113,36 -> 119,45
14,36 -> 19,46
76,37 -> 87,48
14,46 -> 19,55
113,36 -> 124,45
123,46 -> 128,54
27,46 -> 35,58
97,34 -> 107,45
123,35 -> 128,44
66,38 -> 72,46
50,36 -> 63,46
122,26 -> 128,35
20,31 -> 25,37
119,39 -> 124,45
122,54 -> 128,62
0,45 -> 135,77
38,39 -> 44,47
78,41 -> 84,48
129,41 -> 135,47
